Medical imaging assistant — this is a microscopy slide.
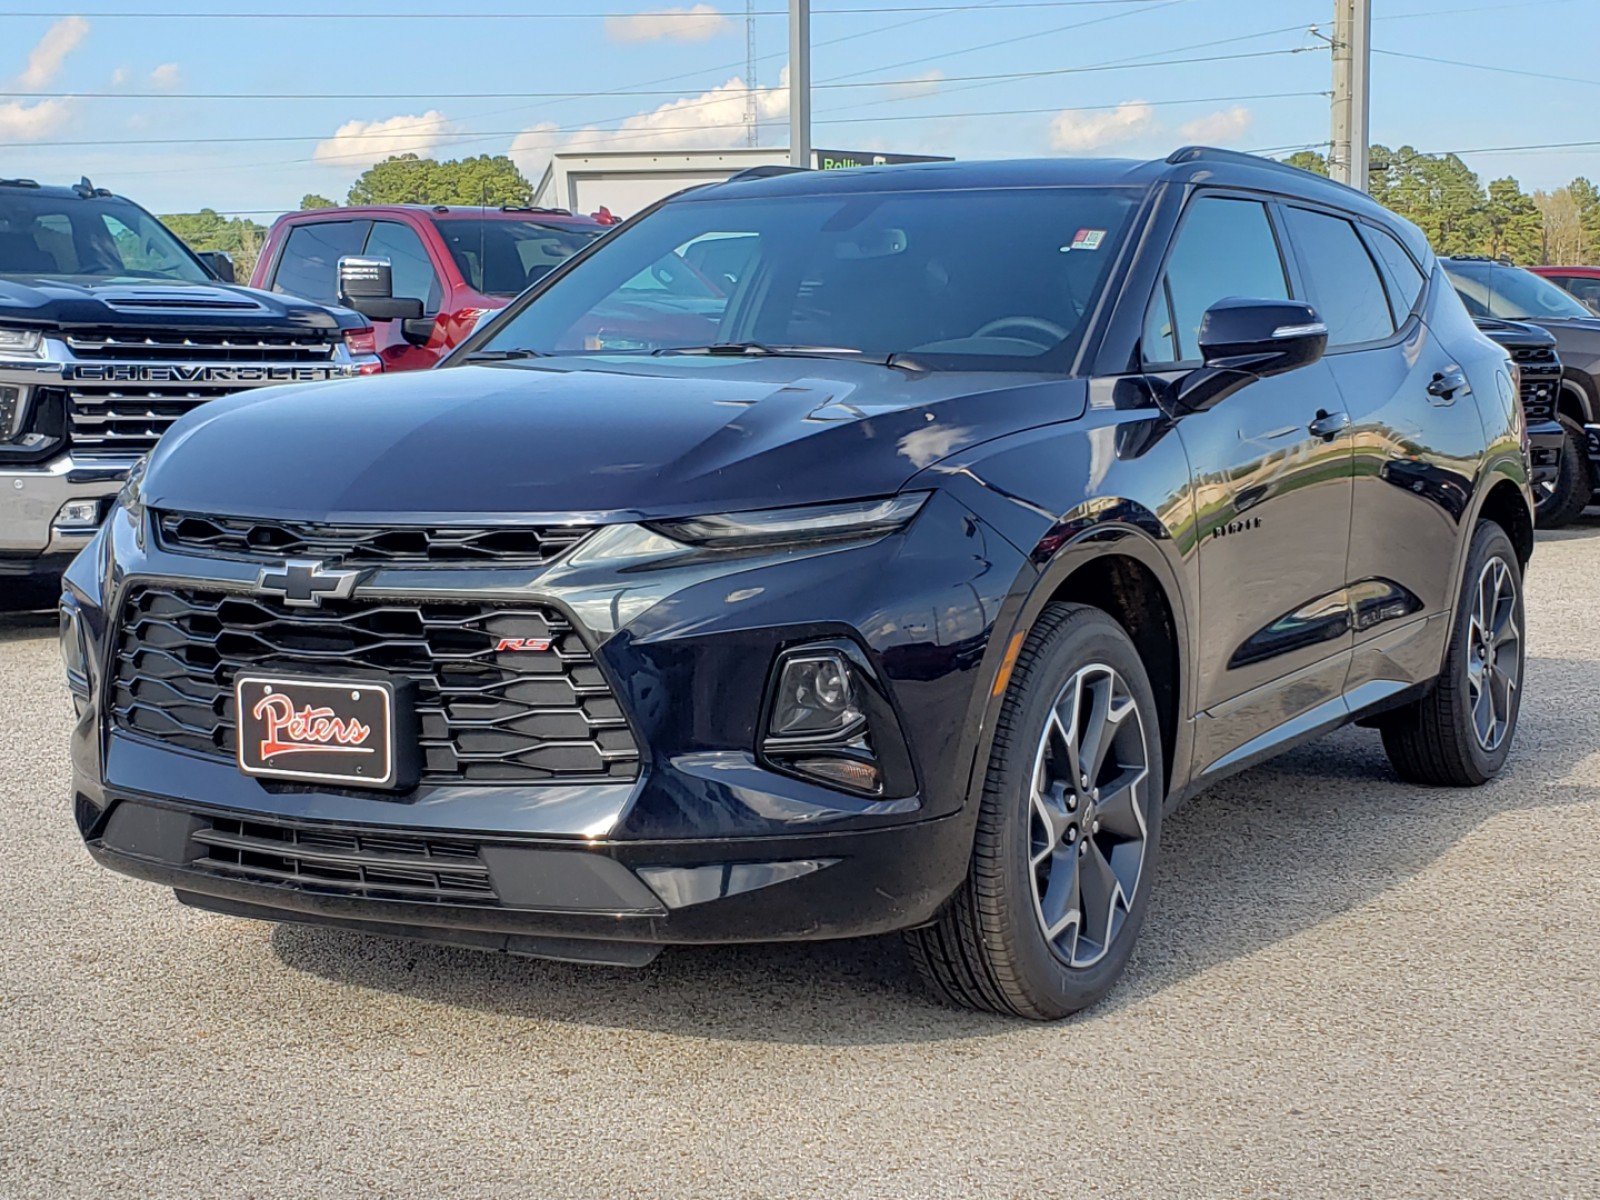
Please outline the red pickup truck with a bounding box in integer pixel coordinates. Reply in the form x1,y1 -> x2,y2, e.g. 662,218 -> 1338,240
250,205 -> 608,370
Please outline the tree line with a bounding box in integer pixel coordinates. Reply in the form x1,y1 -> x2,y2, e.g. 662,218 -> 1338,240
161,153 -> 535,281
1286,145 -> 1600,265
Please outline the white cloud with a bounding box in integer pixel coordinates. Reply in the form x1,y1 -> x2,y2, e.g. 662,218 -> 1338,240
110,66 -> 130,86
889,68 -> 944,100
313,110 -> 454,167
510,74 -> 787,183
15,16 -> 89,89
0,98 -> 72,140
149,62 -> 181,90
1048,101 -> 1155,152
605,4 -> 733,43
1176,105 -> 1254,145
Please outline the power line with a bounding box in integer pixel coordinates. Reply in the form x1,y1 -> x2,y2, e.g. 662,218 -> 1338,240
1372,47 -> 1600,88
4,90 -> 1326,151
0,1 -> 1175,17
0,47 -> 1314,102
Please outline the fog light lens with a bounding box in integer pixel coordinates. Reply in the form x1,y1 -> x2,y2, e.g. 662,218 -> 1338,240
769,652 -> 863,738
54,499 -> 102,528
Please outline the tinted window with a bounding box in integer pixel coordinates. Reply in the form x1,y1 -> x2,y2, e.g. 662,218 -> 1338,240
365,220 -> 440,312
0,192 -> 208,282
479,187 -> 1140,368
432,218 -> 600,296
270,220 -> 370,305
1146,196 -> 1288,364
1282,207 -> 1393,346
1443,261 -> 1593,321
1555,275 -> 1600,309
1364,225 -> 1425,321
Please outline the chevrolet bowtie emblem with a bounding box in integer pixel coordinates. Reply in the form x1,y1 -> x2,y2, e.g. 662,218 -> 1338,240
256,559 -> 363,608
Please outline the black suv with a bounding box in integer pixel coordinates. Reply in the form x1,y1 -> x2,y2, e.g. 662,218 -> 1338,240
64,149 -> 1533,1018
1443,256 -> 1600,525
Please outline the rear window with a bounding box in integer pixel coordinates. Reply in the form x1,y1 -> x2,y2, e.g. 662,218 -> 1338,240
433,218 -> 601,297
1282,207 -> 1394,347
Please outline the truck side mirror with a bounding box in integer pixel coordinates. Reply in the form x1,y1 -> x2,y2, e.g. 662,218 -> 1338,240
337,255 -> 424,322
197,251 -> 235,284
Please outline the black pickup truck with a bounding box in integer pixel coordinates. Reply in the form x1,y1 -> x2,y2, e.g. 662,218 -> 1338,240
0,178 -> 378,597
1473,317 -> 1571,525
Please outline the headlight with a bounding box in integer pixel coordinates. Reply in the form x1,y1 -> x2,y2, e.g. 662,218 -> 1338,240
0,327 -> 44,357
647,494 -> 928,550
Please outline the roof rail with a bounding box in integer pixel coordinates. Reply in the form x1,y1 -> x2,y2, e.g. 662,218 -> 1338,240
724,164 -> 809,184
0,177 -> 41,189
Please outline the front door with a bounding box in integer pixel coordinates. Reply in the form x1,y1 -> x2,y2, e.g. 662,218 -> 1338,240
1143,193 -> 1355,771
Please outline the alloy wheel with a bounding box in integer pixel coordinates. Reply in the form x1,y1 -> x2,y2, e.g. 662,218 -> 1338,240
1027,663 -> 1152,968
1466,555 -> 1521,752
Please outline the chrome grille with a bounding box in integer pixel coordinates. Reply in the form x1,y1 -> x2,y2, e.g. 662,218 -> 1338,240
68,385 -> 236,455
111,585 -> 639,784
65,330 -> 336,362
156,511 -> 593,566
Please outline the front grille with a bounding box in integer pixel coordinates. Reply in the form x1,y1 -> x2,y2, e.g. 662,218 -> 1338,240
65,330 -> 336,362
155,511 -> 593,566
191,814 -> 498,904
67,385 -> 237,455
1515,350 -> 1561,423
111,585 -> 639,784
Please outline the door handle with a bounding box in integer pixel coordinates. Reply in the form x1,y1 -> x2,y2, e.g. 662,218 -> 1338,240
1307,409 -> 1351,440
1427,368 -> 1469,400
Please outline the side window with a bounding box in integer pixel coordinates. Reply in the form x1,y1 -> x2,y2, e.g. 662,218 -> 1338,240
364,220 -> 441,313
1362,225 -> 1426,323
270,220 -> 370,305
1560,276 -> 1600,309
1145,196 -> 1289,364
1282,207 -> 1394,347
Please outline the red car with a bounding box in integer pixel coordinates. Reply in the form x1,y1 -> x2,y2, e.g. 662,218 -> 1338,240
251,205 -> 608,370
1531,264 -> 1600,315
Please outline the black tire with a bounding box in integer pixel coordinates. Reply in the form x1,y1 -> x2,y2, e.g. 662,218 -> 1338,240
905,602 -> 1164,1019
1533,415 -> 1593,529
1381,521 -> 1525,786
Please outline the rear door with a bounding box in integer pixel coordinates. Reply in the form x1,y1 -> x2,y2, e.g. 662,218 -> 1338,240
1280,207 -> 1474,695
1146,193 -> 1355,772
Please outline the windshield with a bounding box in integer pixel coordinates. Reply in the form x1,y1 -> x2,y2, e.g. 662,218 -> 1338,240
433,218 -> 603,297
474,186 -> 1140,368
1445,261 -> 1593,321
0,190 -> 210,282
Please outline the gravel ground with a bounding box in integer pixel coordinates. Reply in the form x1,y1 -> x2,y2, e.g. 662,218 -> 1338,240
3,523 -> 1598,1199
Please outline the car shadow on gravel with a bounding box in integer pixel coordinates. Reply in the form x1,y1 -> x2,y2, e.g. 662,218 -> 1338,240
270,653 -> 1598,1044
1535,508 -> 1600,541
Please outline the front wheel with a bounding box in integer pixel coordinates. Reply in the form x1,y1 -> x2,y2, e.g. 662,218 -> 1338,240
1381,520 -> 1525,786
905,603 -> 1164,1019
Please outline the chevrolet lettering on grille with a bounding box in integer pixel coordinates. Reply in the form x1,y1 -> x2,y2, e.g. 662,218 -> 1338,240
67,364 -> 353,385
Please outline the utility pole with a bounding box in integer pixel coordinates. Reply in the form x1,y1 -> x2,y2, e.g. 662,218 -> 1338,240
745,0 -> 758,147
789,0 -> 811,168
1329,0 -> 1372,190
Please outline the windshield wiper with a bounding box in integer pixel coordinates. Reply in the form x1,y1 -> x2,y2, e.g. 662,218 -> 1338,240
653,342 -> 885,362
462,348 -> 544,362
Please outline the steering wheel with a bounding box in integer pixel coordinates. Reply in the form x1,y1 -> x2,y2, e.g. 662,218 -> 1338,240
971,315 -> 1070,347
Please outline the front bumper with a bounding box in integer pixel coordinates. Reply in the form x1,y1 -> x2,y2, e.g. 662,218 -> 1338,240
66,490 -> 1030,958
0,454 -> 130,560
1527,418 -> 1567,491
81,791 -> 970,963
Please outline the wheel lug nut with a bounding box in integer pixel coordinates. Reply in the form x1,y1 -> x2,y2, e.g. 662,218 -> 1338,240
1092,819 -> 1101,832
1065,826 -> 1077,843
1078,841 -> 1088,855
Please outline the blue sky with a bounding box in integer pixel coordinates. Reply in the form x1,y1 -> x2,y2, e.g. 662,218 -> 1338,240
1,0 -> 1596,218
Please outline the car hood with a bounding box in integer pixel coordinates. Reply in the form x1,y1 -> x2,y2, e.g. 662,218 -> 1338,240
0,274 -> 357,333
144,357 -> 1088,522
1473,316 -> 1557,348
1526,316 -> 1600,372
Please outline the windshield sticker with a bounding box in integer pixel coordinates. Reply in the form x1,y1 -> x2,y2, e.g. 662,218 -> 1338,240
1067,228 -> 1106,252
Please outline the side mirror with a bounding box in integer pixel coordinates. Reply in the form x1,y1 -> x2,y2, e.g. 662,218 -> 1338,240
337,255 -> 424,322
197,250 -> 235,283
1173,297 -> 1328,414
